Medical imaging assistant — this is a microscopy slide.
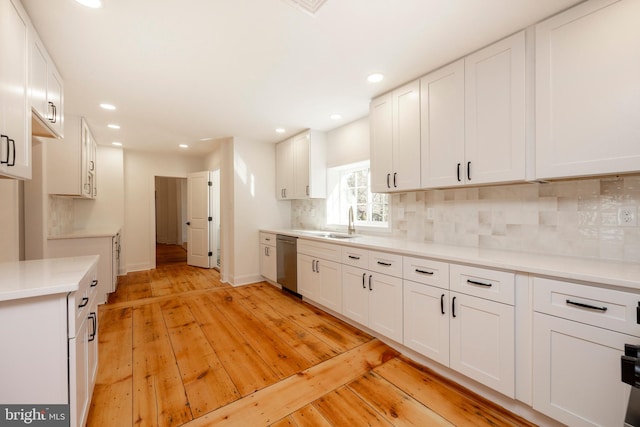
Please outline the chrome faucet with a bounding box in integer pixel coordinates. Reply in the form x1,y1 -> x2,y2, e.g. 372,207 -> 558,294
348,206 -> 356,235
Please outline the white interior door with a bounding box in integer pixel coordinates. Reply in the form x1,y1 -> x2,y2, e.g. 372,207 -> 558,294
187,171 -> 211,268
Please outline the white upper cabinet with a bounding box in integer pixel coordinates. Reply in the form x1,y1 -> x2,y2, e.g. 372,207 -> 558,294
47,115 -> 97,198
421,31 -> 528,189
465,31 -> 527,185
0,0 -> 30,180
536,0 -> 640,180
30,28 -> 64,139
276,130 -> 326,200
420,60 -> 465,188
370,81 -> 421,193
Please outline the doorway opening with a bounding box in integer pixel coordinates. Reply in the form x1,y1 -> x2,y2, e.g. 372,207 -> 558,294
155,176 -> 188,266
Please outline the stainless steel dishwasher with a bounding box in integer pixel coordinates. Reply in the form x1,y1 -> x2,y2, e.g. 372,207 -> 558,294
276,234 -> 298,294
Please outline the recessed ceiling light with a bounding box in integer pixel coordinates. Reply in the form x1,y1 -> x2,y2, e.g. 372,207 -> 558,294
199,137 -> 213,141
275,128 -> 286,133
75,0 -> 103,8
367,73 -> 384,83
111,142 -> 122,147
107,124 -> 120,129
330,114 -> 342,120
179,144 -> 189,148
100,103 -> 116,110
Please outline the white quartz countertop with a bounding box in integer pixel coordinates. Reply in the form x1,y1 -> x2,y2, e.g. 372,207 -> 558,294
0,256 -> 99,302
48,227 -> 121,240
262,229 -> 640,291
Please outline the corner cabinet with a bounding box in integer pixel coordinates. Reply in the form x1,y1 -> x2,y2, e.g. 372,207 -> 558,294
0,0 -> 31,180
276,130 -> 326,200
30,24 -> 64,139
370,80 -> 421,193
535,0 -> 640,180
420,31 -> 528,188
47,115 -> 97,198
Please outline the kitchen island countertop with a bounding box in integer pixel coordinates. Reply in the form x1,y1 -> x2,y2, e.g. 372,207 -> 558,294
261,229 -> 640,291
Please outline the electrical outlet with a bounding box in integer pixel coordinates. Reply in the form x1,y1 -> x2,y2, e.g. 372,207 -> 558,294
618,205 -> 638,227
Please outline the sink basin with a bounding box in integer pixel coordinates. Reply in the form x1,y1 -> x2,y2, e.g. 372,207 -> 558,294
295,230 -> 357,239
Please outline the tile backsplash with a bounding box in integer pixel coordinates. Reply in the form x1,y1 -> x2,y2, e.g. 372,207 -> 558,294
292,175 -> 640,262
48,196 -> 74,236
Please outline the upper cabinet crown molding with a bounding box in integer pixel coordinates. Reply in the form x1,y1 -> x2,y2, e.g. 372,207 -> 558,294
535,0 -> 640,180
0,0 -> 31,180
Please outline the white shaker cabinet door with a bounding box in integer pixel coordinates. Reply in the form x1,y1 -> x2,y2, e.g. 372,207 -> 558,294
536,0 -> 640,179
403,280 -> 450,366
342,265 -> 369,326
464,31 -> 526,186
368,272 -> 403,343
392,80 -> 421,191
449,292 -> 515,398
420,60 -> 465,188
370,93 -> 394,193
533,312 -> 638,427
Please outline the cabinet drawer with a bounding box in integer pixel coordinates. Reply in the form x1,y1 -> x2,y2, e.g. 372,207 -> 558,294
298,238 -> 341,262
342,246 -> 369,268
260,232 -> 276,246
369,251 -> 403,278
403,256 -> 449,290
450,264 -> 515,305
533,277 -> 640,338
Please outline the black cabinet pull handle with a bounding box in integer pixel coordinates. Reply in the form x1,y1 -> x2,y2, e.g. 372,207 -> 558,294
452,296 -> 457,318
457,163 -> 461,182
348,255 -> 360,260
91,279 -> 98,287
88,312 -> 97,342
377,261 -> 392,267
566,299 -> 607,312
8,138 -> 15,166
415,269 -> 434,275
78,297 -> 89,308
362,273 -> 366,289
386,173 -> 390,188
52,104 -> 57,123
467,279 -> 492,287
368,275 -> 373,291
393,172 -> 397,188
467,161 -> 471,181
186,221 -> 191,225
316,260 -> 320,273
48,102 -> 54,122
441,294 -> 445,315
312,259 -> 316,273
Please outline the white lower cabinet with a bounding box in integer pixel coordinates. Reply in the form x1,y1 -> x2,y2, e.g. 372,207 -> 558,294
259,232 -> 276,282
532,276 -> 640,426
404,257 -> 516,398
297,239 -> 342,313
342,264 -> 403,343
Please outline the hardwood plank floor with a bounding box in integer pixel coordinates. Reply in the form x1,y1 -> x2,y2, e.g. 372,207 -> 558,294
88,245 -> 537,426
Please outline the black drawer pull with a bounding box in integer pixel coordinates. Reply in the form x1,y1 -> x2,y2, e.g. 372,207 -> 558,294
377,261 -> 392,267
440,294 -> 445,315
91,279 -> 98,287
452,296 -> 457,318
467,279 -> 492,287
368,275 -> 373,291
566,299 -> 607,312
348,255 -> 361,260
78,297 -> 89,308
415,269 -> 434,275
362,273 -> 366,289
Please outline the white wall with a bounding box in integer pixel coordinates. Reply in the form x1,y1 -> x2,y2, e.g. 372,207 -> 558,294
123,149 -> 205,272
326,116 -> 369,167
0,180 -> 21,262
221,137 -> 290,286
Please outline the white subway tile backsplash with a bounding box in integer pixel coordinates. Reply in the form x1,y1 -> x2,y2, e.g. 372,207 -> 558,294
291,175 -> 640,263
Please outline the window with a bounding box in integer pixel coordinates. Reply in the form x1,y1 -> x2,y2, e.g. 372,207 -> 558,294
326,161 -> 389,229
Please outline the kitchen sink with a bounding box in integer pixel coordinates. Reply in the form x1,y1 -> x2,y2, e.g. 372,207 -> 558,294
294,230 -> 357,239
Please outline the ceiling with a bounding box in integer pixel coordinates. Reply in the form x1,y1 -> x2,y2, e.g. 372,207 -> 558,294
22,0 -> 583,154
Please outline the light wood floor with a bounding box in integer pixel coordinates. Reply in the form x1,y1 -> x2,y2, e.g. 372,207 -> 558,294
87,245 -> 536,427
